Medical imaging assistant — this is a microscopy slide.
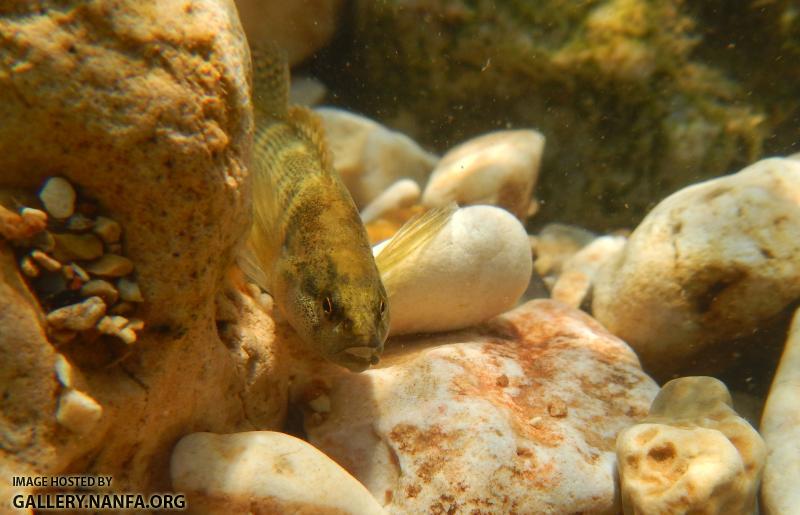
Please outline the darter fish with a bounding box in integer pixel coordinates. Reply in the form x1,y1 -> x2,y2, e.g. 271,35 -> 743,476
241,46 -> 453,372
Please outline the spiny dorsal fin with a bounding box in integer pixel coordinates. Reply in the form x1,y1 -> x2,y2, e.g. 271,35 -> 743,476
376,203 -> 457,296
286,105 -> 334,172
251,43 -> 290,121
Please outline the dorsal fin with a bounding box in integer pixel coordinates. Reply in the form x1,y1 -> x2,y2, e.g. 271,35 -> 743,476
375,203 -> 457,297
251,43 -> 290,121
286,105 -> 335,173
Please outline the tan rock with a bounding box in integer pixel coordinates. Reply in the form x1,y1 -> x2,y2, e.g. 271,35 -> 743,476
316,107 -> 438,207
19,256 -> 39,278
30,250 -> 61,272
0,204 -> 45,241
52,233 -> 104,261
235,0 -> 343,66
38,177 -> 76,219
117,277 -> 143,302
53,354 -> 75,388
92,216 -> 120,243
83,254 -> 134,277
617,377 -> 765,515
66,213 -> 94,232
298,300 -> 658,514
0,0 -> 287,494
171,431 -> 386,514
80,279 -> 119,305
761,307 -> 800,515
551,234 -> 626,308
532,223 -> 596,289
56,390 -> 103,435
593,157 -> 800,377
46,296 -> 106,332
422,130 -> 545,219
360,179 -> 421,224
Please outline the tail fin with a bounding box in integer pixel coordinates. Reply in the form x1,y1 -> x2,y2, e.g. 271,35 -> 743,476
251,43 -> 290,121
375,203 -> 457,296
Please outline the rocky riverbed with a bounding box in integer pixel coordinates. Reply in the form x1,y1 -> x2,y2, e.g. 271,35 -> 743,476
1,1 -> 798,515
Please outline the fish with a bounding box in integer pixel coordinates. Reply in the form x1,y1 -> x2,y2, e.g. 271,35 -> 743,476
241,45 -> 455,372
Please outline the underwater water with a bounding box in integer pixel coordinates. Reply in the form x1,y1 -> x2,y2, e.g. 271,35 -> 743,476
1,0 -> 799,514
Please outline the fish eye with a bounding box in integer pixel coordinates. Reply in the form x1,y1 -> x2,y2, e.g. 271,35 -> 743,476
322,296 -> 334,317
379,300 -> 386,316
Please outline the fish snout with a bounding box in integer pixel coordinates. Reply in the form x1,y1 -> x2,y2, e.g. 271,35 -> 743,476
335,336 -> 384,371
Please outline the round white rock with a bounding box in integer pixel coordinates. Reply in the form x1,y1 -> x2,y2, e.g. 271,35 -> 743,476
375,205 -> 532,336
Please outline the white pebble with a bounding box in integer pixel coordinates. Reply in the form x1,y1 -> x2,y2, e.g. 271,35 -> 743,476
54,354 -> 74,388
375,205 -> 532,335
360,178 -> 421,224
56,389 -> 103,434
39,177 -> 76,219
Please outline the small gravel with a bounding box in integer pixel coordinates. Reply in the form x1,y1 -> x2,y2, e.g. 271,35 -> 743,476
93,216 -> 121,243
84,254 -> 134,277
81,279 -> 119,305
30,250 -> 62,272
117,278 -> 143,302
46,296 -> 107,332
53,233 -> 104,261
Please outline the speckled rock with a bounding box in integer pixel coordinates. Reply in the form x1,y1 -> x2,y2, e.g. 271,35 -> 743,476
422,130 -> 544,219
761,307 -> 800,515
617,376 -> 765,515
297,300 -> 658,514
374,205 -> 532,336
316,107 -> 439,207
592,157 -> 800,377
360,179 -> 421,224
0,0 -> 288,494
234,0 -> 343,66
171,431 -> 386,514
552,235 -> 626,309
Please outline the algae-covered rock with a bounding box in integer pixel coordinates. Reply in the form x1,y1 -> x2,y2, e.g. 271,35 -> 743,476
0,0 -> 287,493
617,376 -> 766,515
322,0 -> 765,229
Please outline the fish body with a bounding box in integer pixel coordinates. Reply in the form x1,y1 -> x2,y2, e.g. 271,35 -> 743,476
244,48 -> 389,372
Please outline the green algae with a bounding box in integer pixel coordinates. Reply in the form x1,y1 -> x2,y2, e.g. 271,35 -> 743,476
315,0 -> 768,230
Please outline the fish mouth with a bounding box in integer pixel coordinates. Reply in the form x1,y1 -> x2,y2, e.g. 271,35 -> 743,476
332,343 -> 383,372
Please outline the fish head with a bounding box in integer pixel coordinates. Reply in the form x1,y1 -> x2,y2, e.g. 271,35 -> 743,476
278,258 -> 390,372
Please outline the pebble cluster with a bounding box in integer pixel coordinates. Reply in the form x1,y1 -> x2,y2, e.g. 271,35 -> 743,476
11,177 -> 144,345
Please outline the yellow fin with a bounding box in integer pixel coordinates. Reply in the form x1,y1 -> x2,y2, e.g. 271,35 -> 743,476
376,203 -> 457,295
237,242 -> 271,293
286,105 -> 334,173
251,43 -> 290,121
